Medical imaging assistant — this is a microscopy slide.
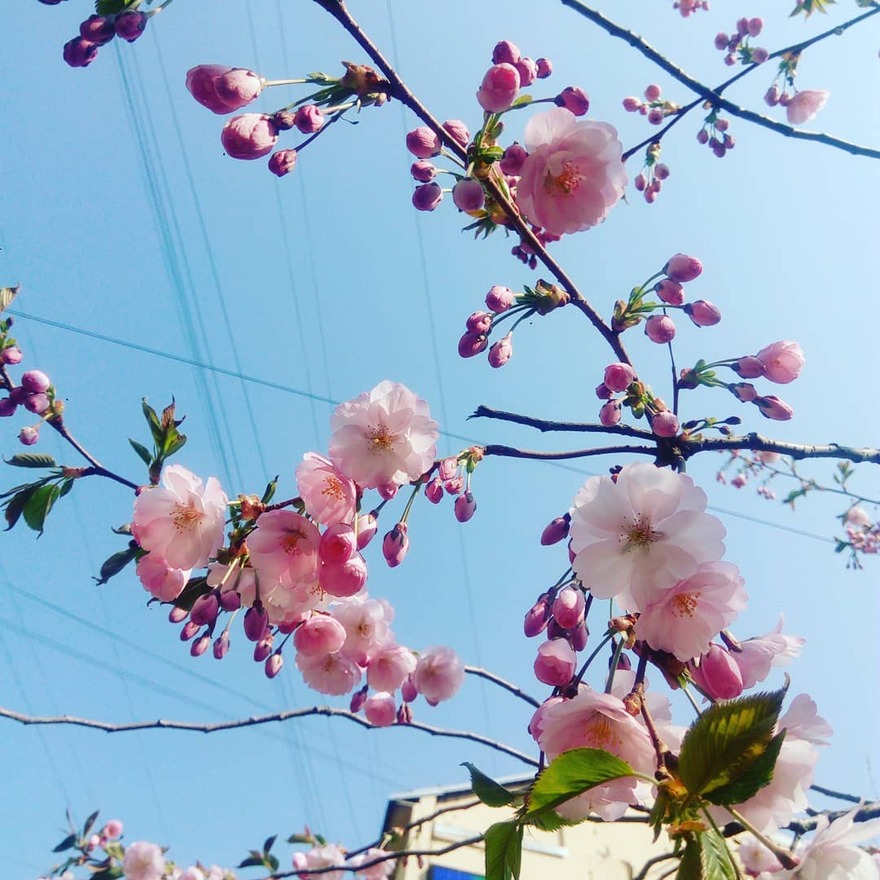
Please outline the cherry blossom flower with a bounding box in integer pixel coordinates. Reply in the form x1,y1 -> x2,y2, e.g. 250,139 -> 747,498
635,561 -> 747,661
122,841 -> 165,880
296,650 -> 362,695
296,453 -> 358,526
348,848 -> 394,879
755,341 -> 805,384
366,644 -> 417,692
333,597 -> 394,665
412,646 -> 465,704
364,692 -> 397,726
136,555 -> 191,602
329,381 -> 439,489
515,107 -> 627,235
248,509 -> 321,588
733,617 -> 804,688
785,89 -> 829,125
569,462 -> 726,610
132,464 -> 228,570
534,638 -> 577,686
292,844 -> 347,880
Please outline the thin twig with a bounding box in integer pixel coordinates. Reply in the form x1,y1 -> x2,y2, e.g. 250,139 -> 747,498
465,665 -> 541,708
484,443 -> 659,462
680,434 -> 880,466
472,405 -> 655,439
47,422 -> 140,491
0,705 -> 539,767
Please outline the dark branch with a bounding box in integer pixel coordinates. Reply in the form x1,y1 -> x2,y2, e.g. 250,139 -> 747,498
484,443 -> 659,462
472,405 -> 655,439
680,434 -> 880,466
465,665 -> 541,708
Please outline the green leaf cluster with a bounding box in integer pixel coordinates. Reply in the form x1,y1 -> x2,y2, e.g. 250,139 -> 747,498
136,399 -> 187,484
0,454 -> 76,535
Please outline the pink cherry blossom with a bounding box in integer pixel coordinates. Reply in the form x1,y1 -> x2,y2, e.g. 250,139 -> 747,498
569,462 -> 726,610
534,638 -> 577,686
733,617 -> 804,689
248,509 -> 321,588
333,598 -> 393,665
122,841 -> 165,880
364,692 -> 397,726
689,643 -> 744,700
293,614 -> 347,657
785,89 -> 829,125
777,693 -> 833,746
349,848 -> 394,880
651,411 -> 680,438
412,646 -> 465,704
367,644 -> 417,692
220,114 -> 278,160
132,464 -> 227,570
135,555 -> 191,602
329,381 -> 438,489
476,63 -> 520,113
515,108 -> 627,236
293,844 -> 347,880
603,362 -> 636,393
296,453 -> 357,526
296,650 -> 362,695
635,562 -> 747,661
755,340 -> 804,384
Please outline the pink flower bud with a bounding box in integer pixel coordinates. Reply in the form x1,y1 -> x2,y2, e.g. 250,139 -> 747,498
786,89 -> 830,125
552,587 -> 585,629
438,457 -> 459,481
732,382 -> 757,402
294,104 -> 324,134
689,644 -> 743,700
655,279 -> 684,306
1,346 -> 22,365
485,285 -> 514,313
213,632 -> 230,659
180,620 -> 200,641
696,128 -> 709,144
665,253 -> 703,283
243,603 -> 269,641
350,685 -> 368,713
405,126 -> 441,159
452,179 -> 485,212
554,86 -> 590,116
18,425 -> 39,446
568,620 -> 589,652
265,652 -> 284,678
755,340 -> 804,384
540,515 -> 570,546
215,68 -> 264,111
168,605 -> 188,624
356,512 -> 378,549
0,398 -> 16,418
320,552 -> 368,597
104,820 -> 123,840
476,63 -> 520,113
599,400 -> 622,427
732,356 -> 765,379
644,83 -> 662,101
488,334 -> 513,368
382,523 -> 409,567
491,40 -> 521,66
645,314 -> 676,344
458,331 -> 488,359
412,183 -> 443,212
534,638 -> 576,686
253,634 -> 274,662
401,675 -> 418,703
453,491 -> 477,523
764,86 -> 780,107
514,58 -> 538,87
595,382 -> 612,400
21,370 -> 49,393
189,592 -> 219,627
603,362 -> 636,393
444,476 -> 464,496
755,395 -> 793,421
63,37 -> 98,68
499,143 -> 527,175
443,119 -> 470,146
651,411 -> 680,438
319,523 -> 357,565
190,634 -> 211,657
654,163 -> 670,181
397,702 -> 413,724
685,300 -> 722,327
536,57 -> 553,78
115,10 -> 147,42
622,96 -> 642,112
219,589 -> 241,611
364,692 -> 397,727
524,594 -> 551,637
80,15 -> 115,46
267,149 -> 298,177
424,476 -> 444,504
221,114 -> 278,160
410,160 -> 436,182
751,47 -> 769,64
24,393 -> 50,415
714,32 -> 729,51
748,17 -> 763,36
186,65 -> 237,114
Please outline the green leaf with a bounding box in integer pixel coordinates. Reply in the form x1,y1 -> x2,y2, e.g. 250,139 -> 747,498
23,483 -> 61,534
463,762 -> 519,807
95,544 -> 141,586
0,284 -> 20,313
83,809 -> 100,838
5,453 -> 58,469
163,433 -> 187,458
511,94 -> 534,108
525,810 -> 580,832
263,835 -> 277,853
52,833 -> 77,853
266,854 -> 279,871
237,854 -> 264,869
700,828 -> 737,880
168,576 -> 210,611
129,439 -> 153,467
4,487 -> 34,530
704,730 -> 786,806
525,748 -> 634,817
676,835 -> 701,880
484,821 -> 522,880
678,688 -> 786,800
261,477 -> 279,505
95,0 -> 135,15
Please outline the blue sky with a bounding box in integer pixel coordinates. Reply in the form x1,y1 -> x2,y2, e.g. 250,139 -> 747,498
0,0 -> 878,876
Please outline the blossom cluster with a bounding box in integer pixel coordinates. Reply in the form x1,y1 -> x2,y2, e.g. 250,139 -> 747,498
131,381 -> 464,719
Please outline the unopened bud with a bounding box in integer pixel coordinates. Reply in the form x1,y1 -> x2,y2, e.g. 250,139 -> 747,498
382,523 -> 409,568
253,634 -> 274,662
356,512 -> 379,550
190,634 -> 211,657
265,652 -> 284,678
243,603 -> 269,641
401,675 -> 418,703
189,592 -> 219,627
180,620 -> 200,641
397,702 -> 413,724
213,632 -> 230,659
524,594 -> 551,638
219,589 -> 241,611
540,514 -> 570,546
350,685 -> 369,714
453,491 -> 477,522
425,476 -> 444,504
168,605 -> 188,624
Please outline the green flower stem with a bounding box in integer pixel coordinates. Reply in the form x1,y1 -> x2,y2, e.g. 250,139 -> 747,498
264,78 -> 309,88
399,484 -> 421,525
725,807 -> 799,871
604,636 -> 628,694
571,630 -> 613,689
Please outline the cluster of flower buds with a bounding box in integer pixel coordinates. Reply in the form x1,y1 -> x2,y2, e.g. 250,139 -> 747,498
672,0 -> 709,17
622,84 -> 679,127
186,61 -> 390,175
0,319 -> 62,446
423,448 -> 482,524
764,53 -> 830,126
633,143 -> 670,204
525,581 -> 590,688
841,506 -> 879,566
714,17 -> 768,66
696,109 -> 735,158
477,40 -> 553,114
58,9 -> 150,68
457,281 -> 569,369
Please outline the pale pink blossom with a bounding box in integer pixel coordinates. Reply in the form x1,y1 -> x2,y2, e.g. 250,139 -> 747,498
136,555 -> 191,602
296,650 -> 362,695
755,341 -> 805,384
785,89 -> 829,125
733,617 -> 804,689
737,836 -> 787,875
635,562 -> 747,661
293,614 -> 347,656
293,844 -> 347,880
248,510 -> 321,588
569,462 -> 726,610
846,506 -> 872,527
413,646 -> 465,704
132,465 -> 228,570
297,453 -> 357,525
320,552 -> 368,598
515,107 -> 627,235
777,693 -> 833,746
367,644 -> 417,692
364,692 -> 397,726
329,381 -> 439,489
122,841 -> 165,880
333,598 -> 393,664
537,689 -> 655,820
534,638 -> 577,686
349,848 -> 394,879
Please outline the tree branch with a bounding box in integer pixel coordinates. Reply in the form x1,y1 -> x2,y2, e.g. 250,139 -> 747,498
484,443 -> 659,462
471,405 -> 655,439
680,434 -> 880,466
0,705 -> 539,767
562,0 -> 880,161
464,665 -> 541,708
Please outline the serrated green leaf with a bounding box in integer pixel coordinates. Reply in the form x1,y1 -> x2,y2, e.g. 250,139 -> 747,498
699,828 -> 737,880
462,762 -> 518,807
129,439 -> 153,466
524,809 -> 580,832
95,545 -> 141,586
23,483 -> 61,534
484,821 -> 522,880
678,688 -> 786,800
5,453 -> 58,469
704,730 -> 786,806
676,835 -> 701,880
53,832 -> 77,853
525,748 -> 634,817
